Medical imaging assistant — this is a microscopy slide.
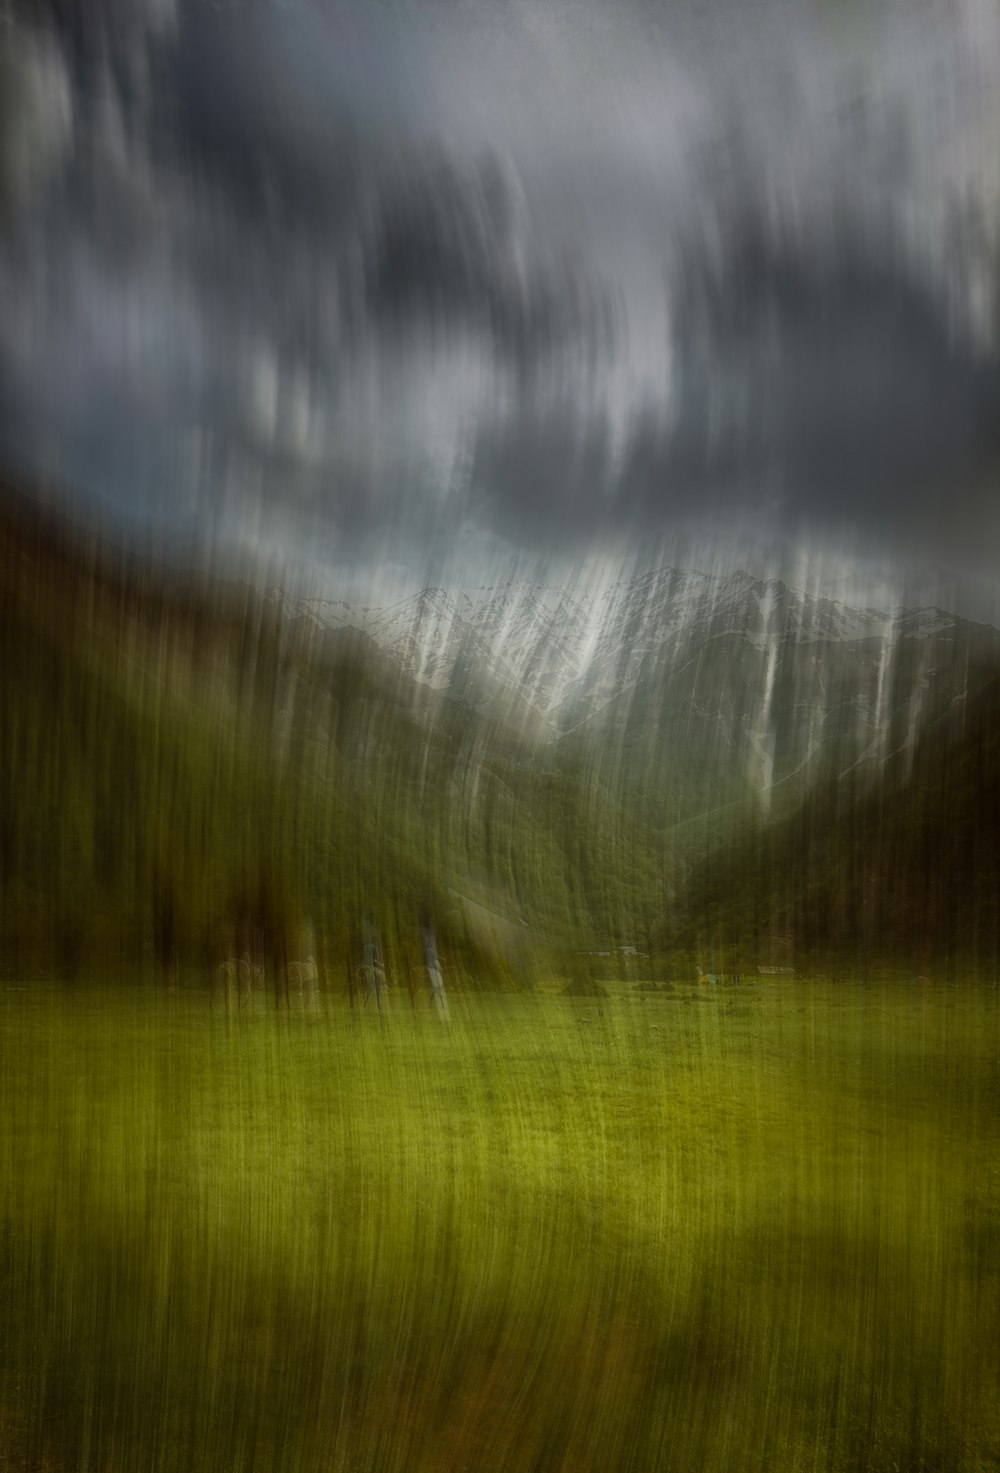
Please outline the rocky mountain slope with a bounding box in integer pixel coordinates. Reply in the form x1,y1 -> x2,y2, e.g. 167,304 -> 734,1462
281,567 -> 1000,836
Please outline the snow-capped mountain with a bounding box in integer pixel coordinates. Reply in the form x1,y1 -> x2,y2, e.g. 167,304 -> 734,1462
276,568 -> 1000,764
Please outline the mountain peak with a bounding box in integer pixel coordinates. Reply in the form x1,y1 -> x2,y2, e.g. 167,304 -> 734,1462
278,561 -> 1000,746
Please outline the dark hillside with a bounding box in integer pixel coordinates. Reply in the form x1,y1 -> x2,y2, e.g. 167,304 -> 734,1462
678,675 -> 1000,978
0,481 -> 664,982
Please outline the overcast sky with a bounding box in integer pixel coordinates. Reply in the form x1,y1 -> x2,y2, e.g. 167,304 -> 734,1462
3,0 -> 1000,610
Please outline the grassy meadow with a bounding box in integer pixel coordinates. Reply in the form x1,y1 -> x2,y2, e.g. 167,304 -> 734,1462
1,978 -> 999,1472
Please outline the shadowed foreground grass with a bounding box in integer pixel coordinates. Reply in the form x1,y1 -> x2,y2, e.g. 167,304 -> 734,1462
1,982 -> 999,1471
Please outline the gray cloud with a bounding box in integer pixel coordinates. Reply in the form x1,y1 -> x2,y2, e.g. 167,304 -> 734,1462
360,150 -> 617,381
652,220 -> 1000,543
2,0 -> 1000,585
0,0 -> 612,540
471,409 -> 618,547
467,222 -> 1000,561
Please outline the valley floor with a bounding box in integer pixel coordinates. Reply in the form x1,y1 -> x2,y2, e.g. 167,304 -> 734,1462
1,980 -> 998,1472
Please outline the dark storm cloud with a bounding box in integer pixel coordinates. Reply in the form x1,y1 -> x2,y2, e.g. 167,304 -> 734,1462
471,212 -> 1000,562
361,152 -> 614,373
3,0 -> 1000,578
653,222 -> 1000,541
161,4 -> 367,243
0,0 -> 611,540
471,410 -> 618,546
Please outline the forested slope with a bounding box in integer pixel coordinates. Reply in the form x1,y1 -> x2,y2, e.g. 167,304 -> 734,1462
0,485 -> 665,982
678,676 -> 1000,978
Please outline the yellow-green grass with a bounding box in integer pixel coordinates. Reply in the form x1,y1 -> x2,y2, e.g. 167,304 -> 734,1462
1,981 -> 998,1471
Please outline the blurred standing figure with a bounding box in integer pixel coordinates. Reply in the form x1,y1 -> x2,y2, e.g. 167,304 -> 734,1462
361,911 -> 386,1011
422,916 -> 450,1022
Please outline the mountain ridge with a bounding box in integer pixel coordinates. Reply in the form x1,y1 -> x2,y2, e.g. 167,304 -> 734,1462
277,568 -> 1000,825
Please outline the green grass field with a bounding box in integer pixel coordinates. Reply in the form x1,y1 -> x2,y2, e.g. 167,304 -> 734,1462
2,980 -> 999,1472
